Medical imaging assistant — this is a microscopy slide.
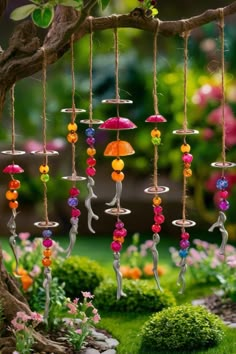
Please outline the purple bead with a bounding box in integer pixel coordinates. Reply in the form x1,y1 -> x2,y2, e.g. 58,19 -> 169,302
43,238 -> 53,248
115,220 -> 124,229
86,137 -> 95,146
180,239 -> 190,249
68,197 -> 78,207
218,199 -> 230,211
216,178 -> 228,190
154,206 -> 163,214
42,229 -> 52,238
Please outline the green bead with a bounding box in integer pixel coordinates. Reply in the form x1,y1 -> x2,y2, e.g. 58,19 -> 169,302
41,173 -> 50,182
152,137 -> 161,145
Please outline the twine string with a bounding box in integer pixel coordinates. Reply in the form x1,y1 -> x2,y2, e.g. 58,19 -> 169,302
114,22 -> 120,127
70,35 -> 77,179
41,47 -> 49,225
89,18 -> 94,126
219,8 -> 226,173
10,84 -> 16,154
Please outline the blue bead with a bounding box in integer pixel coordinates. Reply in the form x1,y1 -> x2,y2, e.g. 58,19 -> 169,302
85,128 -> 95,137
42,229 -> 53,238
216,178 -> 228,190
68,197 -> 78,207
179,249 -> 188,258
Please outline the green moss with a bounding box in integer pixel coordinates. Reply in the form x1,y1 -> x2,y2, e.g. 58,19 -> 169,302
94,278 -> 176,312
52,256 -> 105,298
140,304 -> 225,352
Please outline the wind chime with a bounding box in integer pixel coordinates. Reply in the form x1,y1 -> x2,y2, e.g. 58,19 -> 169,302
32,48 -> 59,320
61,35 -> 86,256
99,25 -> 137,299
208,9 -> 235,254
172,30 -> 199,294
80,19 -> 103,234
2,84 -> 25,274
144,21 -> 169,291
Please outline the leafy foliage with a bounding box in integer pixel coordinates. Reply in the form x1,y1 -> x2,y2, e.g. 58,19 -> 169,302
140,305 -> 225,352
94,278 -> 176,312
52,256 -> 105,299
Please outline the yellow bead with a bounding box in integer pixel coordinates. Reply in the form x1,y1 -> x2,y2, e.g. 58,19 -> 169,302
151,128 -> 161,138
183,168 -> 192,177
39,164 -> 49,174
5,190 -> 18,200
111,171 -> 124,182
67,132 -> 78,143
87,147 -> 96,156
111,158 -> 124,171
180,143 -> 191,153
68,122 -> 78,131
153,196 -> 162,206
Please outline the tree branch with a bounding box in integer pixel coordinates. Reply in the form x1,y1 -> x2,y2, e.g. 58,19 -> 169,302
0,1 -> 236,116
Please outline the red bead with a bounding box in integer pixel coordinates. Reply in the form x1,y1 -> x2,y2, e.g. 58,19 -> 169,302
154,214 -> 165,224
8,179 -> 21,189
69,187 -> 80,197
71,208 -> 81,217
152,224 -> 161,233
181,232 -> 190,240
86,166 -> 96,177
111,241 -> 122,252
154,206 -> 163,214
219,190 -> 229,199
86,157 -> 96,167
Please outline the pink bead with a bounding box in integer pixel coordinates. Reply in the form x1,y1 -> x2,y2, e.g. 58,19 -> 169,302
71,208 -> 81,217
152,224 -> 161,233
86,157 -> 96,167
111,241 -> 122,252
43,238 -> 53,248
180,239 -> 190,249
69,187 -> 80,197
86,137 -> 95,146
86,166 -> 96,177
181,232 -> 190,240
154,206 -> 163,214
219,190 -> 228,199
182,153 -> 193,163
113,228 -> 127,238
154,214 -> 165,224
115,221 -> 124,229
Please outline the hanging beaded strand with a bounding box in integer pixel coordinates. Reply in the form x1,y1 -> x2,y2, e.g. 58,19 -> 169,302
61,35 -> 86,257
208,9 -> 235,254
32,48 -> 59,321
99,23 -> 136,299
144,20 -> 169,291
172,30 -> 198,294
2,84 -> 25,274
80,18 -> 103,233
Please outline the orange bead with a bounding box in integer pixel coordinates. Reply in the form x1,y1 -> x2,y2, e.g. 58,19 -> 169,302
5,190 -> 18,200
183,168 -> 192,177
9,200 -> 19,209
8,179 -> 21,189
87,147 -> 96,156
184,163 -> 191,169
113,236 -> 125,243
68,122 -> 78,131
67,132 -> 78,143
153,196 -> 162,206
43,249 -> 52,257
39,164 -> 49,174
181,143 -> 191,153
111,171 -> 125,182
42,257 -> 52,267
111,158 -> 124,171
151,128 -> 161,138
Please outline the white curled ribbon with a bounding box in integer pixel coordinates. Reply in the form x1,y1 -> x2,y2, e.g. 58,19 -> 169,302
113,252 -> 127,300
208,211 -> 228,255
177,257 -> 187,294
62,217 -> 78,258
7,211 -> 19,274
85,176 -> 99,234
151,233 -> 162,291
43,267 -> 52,322
106,181 -> 122,207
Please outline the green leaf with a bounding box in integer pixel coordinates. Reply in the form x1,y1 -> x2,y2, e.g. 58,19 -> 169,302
59,0 -> 83,8
31,6 -> 54,28
10,4 -> 37,21
98,0 -> 110,10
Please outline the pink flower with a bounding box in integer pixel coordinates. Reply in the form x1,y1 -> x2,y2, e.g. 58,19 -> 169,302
81,291 -> 94,299
29,265 -> 41,277
92,314 -> 101,324
11,318 -> 25,331
227,255 -> 236,268
202,128 -> 214,140
18,232 -> 30,241
92,308 -> 98,314
16,312 -> 31,322
75,328 -> 82,334
30,312 -> 43,323
67,302 -> 77,315
207,104 -> 234,125
192,84 -> 222,107
85,301 -> 93,308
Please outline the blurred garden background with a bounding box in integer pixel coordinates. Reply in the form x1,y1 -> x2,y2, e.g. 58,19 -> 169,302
1,0 -> 236,242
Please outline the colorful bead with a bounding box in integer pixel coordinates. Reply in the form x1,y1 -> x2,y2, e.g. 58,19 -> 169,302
180,239 -> 190,249
87,157 -> 96,167
219,190 -> 228,199
67,132 -> 78,143
42,229 -> 52,238
86,166 -> 96,177
152,224 -> 161,233
113,228 -> 127,238
151,128 -> 161,138
71,208 -> 81,217
111,240 -> 122,252
39,164 -> 49,173
68,197 -> 78,207
179,249 -> 188,258
5,190 -> 18,200
112,158 -> 124,171
111,171 -> 124,182
181,232 -> 190,240
8,179 -> 21,189
182,153 -> 193,164
85,127 -> 95,137
69,187 -> 80,197
154,214 -> 165,224
42,238 -> 53,248
87,147 -> 96,156
183,168 -> 192,177
154,206 -> 163,214
115,220 -> 124,229
40,174 -> 50,182
152,196 -> 162,206
68,122 -> 78,131
43,249 -> 52,257
180,143 -> 191,153
218,199 -> 230,211
216,178 -> 228,190
42,257 -> 52,267
9,200 -> 18,209
151,137 -> 161,145
86,137 -> 95,145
